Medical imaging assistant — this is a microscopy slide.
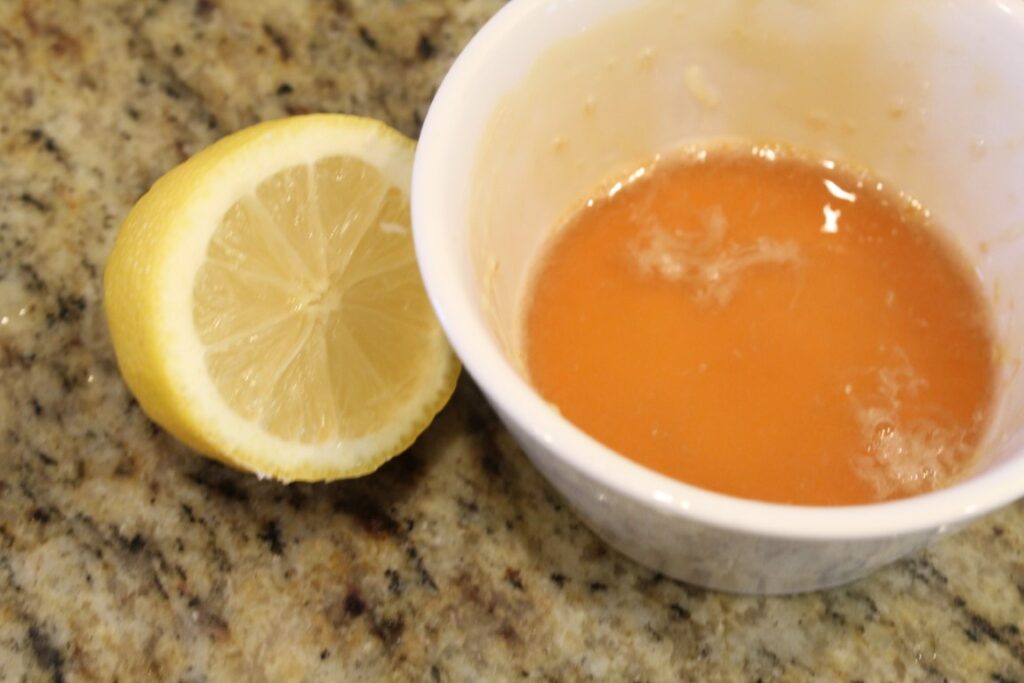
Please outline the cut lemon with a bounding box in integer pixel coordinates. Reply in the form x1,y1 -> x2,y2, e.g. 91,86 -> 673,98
104,114 -> 459,482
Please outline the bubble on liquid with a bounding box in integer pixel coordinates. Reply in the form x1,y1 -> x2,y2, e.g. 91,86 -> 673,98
629,205 -> 801,305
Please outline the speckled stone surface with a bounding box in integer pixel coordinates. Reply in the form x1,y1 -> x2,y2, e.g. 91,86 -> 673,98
1,1 -> 1023,681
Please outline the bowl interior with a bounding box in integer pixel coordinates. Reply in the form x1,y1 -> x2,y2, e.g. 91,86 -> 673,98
455,0 -> 1024,476
415,0 -> 1024,532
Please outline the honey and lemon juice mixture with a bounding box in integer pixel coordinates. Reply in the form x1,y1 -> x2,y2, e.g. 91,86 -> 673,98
524,145 -> 995,505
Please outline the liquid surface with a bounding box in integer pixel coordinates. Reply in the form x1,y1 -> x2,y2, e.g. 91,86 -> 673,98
524,146 -> 995,505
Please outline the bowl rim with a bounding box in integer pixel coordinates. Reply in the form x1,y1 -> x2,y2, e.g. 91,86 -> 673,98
411,0 -> 1024,542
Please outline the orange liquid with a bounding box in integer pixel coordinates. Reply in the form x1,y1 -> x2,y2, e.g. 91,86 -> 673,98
524,146 -> 995,505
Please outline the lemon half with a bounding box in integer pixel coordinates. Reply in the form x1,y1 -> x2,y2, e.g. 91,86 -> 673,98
104,115 -> 459,482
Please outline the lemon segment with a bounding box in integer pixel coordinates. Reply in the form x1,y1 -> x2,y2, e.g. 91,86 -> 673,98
104,115 -> 459,481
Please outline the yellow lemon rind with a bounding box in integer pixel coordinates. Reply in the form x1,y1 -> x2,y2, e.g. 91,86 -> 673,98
104,114 -> 460,482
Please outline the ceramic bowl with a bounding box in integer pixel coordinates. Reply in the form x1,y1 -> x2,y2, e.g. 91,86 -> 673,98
412,0 -> 1024,594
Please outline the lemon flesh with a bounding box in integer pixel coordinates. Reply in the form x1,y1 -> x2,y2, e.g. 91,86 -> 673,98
104,115 -> 459,481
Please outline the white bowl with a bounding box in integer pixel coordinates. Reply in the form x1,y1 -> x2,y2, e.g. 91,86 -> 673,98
412,0 -> 1024,594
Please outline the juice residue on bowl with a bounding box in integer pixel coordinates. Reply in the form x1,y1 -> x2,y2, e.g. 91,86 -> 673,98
523,144 -> 996,505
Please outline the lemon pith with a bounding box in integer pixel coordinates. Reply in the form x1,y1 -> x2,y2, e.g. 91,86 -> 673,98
104,115 -> 459,482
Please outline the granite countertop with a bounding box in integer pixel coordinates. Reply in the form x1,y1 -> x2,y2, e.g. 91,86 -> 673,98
1,1 -> 1023,681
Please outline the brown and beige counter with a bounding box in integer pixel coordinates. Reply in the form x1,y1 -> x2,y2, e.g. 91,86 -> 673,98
1,1 -> 1022,680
